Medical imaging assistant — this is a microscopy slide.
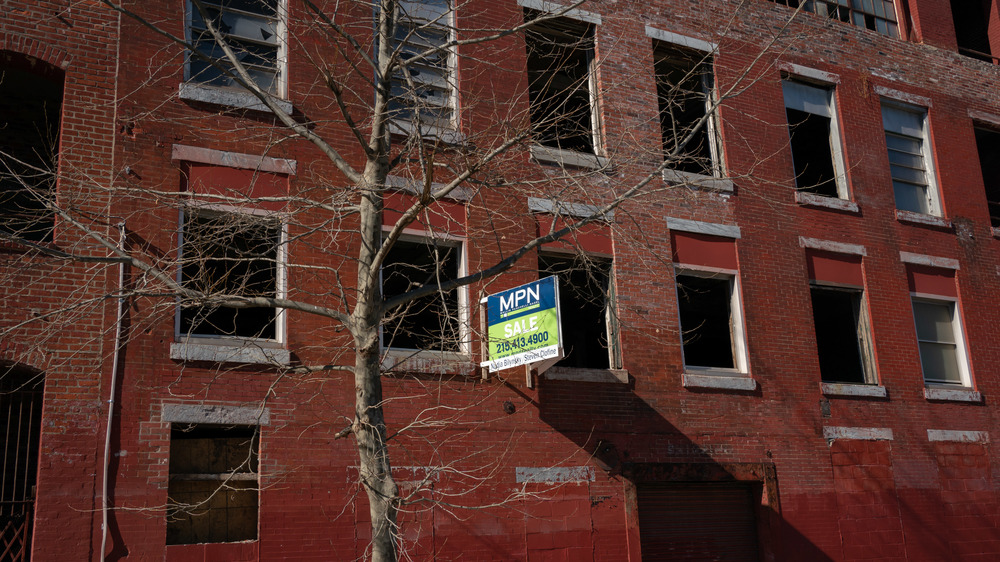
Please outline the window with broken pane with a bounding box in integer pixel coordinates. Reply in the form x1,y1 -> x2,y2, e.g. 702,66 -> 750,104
188,0 -> 281,94
654,42 -> 720,177
179,210 -> 281,340
676,272 -> 743,371
381,238 -> 463,352
387,0 -> 456,130
882,103 -> 939,215
524,12 -> 600,153
770,0 -> 899,38
539,253 -> 618,369
167,424 -> 259,545
810,286 -> 875,384
783,79 -> 845,198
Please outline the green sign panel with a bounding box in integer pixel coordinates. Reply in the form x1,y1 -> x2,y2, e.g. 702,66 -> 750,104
481,276 -> 561,372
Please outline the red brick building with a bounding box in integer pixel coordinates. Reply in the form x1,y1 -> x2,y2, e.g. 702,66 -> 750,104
4,0 -> 1000,560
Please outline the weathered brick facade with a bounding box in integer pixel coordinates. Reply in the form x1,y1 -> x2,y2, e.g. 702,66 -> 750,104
5,0 -> 1000,560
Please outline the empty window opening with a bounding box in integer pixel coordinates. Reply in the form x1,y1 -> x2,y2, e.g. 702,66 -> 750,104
167,424 -> 259,545
783,80 -> 843,197
770,0 -> 899,38
676,273 -> 739,370
654,42 -> 719,177
913,299 -> 965,385
951,0 -> 993,61
524,12 -> 599,153
381,238 -> 462,352
539,253 -> 616,369
811,286 -> 874,384
387,0 -> 455,129
973,127 -> 1000,228
180,210 -> 281,340
0,54 -> 63,242
188,0 -> 281,93
882,103 -> 938,215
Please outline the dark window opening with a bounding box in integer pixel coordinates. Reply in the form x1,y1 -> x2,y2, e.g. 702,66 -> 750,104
770,0 -> 899,38
524,12 -> 597,153
0,53 -> 63,242
539,254 -> 615,369
676,273 -> 736,369
786,108 -> 838,196
167,424 -> 259,545
951,0 -> 993,61
180,211 -> 280,339
382,238 -> 462,351
811,286 -> 871,384
188,0 -> 280,93
1,363 -> 44,559
654,42 -> 716,176
973,127 -> 1000,228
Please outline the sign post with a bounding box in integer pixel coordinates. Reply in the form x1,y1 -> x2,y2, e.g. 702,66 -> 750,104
481,276 -> 563,376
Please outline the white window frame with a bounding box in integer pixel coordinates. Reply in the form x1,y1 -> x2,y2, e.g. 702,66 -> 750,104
647,27 -> 724,183
782,77 -> 850,199
520,1 -> 604,162
385,0 -> 459,137
174,204 -> 288,348
379,229 -> 470,356
674,266 -> 749,375
882,100 -> 942,216
182,0 -> 288,102
910,295 -> 972,387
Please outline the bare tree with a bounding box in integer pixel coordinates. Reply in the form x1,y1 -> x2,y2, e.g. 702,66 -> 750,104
0,0 -> 800,559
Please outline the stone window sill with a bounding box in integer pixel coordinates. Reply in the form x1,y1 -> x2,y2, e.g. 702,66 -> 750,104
179,83 -> 293,114
895,209 -> 953,230
388,119 -> 465,145
170,341 -> 290,365
529,145 -> 610,170
821,382 -> 887,398
683,372 -> 757,391
795,191 -> 859,213
381,348 -> 475,376
663,169 -> 734,193
924,386 -> 982,403
544,366 -> 629,384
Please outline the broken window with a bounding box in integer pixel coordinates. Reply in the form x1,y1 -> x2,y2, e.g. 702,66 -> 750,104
676,272 -> 745,371
783,79 -> 845,198
381,237 -> 464,352
387,0 -> 456,130
882,102 -> 940,215
973,127 -> 1000,228
0,55 -> 62,242
187,0 -> 282,94
524,11 -> 600,153
539,253 -> 618,369
167,424 -> 259,545
770,0 -> 899,38
179,210 -> 282,340
811,286 -> 875,384
912,299 -> 968,386
951,0 -> 993,61
654,41 -> 720,177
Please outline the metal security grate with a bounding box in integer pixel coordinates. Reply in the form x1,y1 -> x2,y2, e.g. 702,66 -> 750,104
1,366 -> 43,562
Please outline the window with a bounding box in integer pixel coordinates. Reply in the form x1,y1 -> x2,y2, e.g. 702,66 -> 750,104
524,11 -> 600,153
912,299 -> 968,385
187,0 -> 282,94
676,272 -> 746,371
381,237 -> 464,352
882,103 -> 939,216
811,287 -> 875,384
770,0 -> 899,38
387,0 -> 456,131
782,79 -> 846,198
0,55 -> 62,242
167,424 -> 259,545
179,209 -> 282,341
973,127 -> 1000,228
951,0 -> 993,61
539,253 -> 618,369
654,41 -> 720,177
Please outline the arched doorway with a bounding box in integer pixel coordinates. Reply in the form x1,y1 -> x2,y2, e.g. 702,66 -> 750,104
0,362 -> 44,562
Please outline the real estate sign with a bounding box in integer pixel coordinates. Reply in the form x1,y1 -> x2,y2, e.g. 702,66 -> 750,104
482,276 -> 561,372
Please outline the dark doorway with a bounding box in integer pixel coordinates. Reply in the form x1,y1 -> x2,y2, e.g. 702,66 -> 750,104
1,364 -> 44,562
